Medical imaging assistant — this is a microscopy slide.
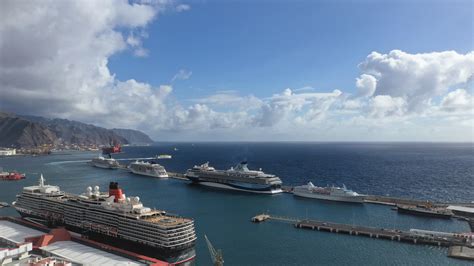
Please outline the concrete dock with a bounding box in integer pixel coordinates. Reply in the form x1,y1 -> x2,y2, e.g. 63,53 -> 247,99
167,172 -> 188,181
448,246 -> 474,261
295,219 -> 470,247
252,213 -> 473,249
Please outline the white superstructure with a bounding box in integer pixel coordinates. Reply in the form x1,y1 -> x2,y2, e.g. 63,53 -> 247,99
293,182 -> 365,203
186,162 -> 283,194
90,156 -> 120,169
128,161 -> 168,178
156,154 -> 172,159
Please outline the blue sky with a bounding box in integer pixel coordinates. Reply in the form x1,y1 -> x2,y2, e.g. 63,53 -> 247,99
2,0 -> 473,141
109,0 -> 473,101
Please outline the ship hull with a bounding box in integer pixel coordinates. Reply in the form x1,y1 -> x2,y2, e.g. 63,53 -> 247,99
187,176 -> 282,194
129,169 -> 168,178
16,210 -> 195,264
396,206 -> 452,219
293,191 -> 365,203
90,162 -> 118,169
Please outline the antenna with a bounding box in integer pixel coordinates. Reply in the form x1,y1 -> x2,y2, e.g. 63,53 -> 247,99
205,234 -> 224,266
39,174 -> 45,187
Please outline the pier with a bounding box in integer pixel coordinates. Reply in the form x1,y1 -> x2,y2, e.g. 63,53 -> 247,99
167,172 -> 188,181
251,213 -> 474,251
448,246 -> 474,261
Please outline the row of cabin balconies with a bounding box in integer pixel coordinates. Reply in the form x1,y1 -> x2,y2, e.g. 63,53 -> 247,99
118,222 -> 195,240
119,217 -> 194,233
118,229 -> 196,248
119,215 -> 194,231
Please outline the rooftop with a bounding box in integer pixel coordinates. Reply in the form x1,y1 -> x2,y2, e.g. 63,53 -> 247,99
0,220 -> 44,244
144,215 -> 192,227
40,241 -> 144,265
447,206 -> 474,214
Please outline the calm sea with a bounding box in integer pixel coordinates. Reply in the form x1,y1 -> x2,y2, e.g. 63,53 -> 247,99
0,142 -> 473,265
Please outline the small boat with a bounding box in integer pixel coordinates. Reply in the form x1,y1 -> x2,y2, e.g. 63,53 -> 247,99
174,147 -> 179,151
0,168 -> 26,181
396,205 -> 452,219
155,154 -> 172,159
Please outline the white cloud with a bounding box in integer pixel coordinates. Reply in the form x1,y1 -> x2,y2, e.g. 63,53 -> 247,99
440,89 -> 473,112
358,50 -> 474,112
356,74 -> 377,97
191,91 -> 263,111
0,1 -> 472,141
171,69 -> 193,82
254,89 -> 342,127
369,95 -> 407,118
176,4 -> 191,12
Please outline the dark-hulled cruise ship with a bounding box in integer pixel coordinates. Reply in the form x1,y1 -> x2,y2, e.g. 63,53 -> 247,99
13,175 -> 196,264
185,161 -> 283,194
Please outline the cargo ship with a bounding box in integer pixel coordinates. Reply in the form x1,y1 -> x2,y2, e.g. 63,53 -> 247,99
12,176 -> 197,263
185,161 -> 283,194
293,182 -> 365,203
102,144 -> 121,155
0,168 -> 26,180
396,205 -> 452,219
128,161 -> 168,178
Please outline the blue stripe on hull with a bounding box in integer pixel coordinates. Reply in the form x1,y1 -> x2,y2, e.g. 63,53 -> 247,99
187,176 -> 279,192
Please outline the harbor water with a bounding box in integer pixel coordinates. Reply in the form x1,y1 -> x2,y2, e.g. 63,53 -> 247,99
0,142 -> 473,265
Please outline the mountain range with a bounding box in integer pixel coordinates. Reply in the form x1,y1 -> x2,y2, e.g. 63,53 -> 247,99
0,112 -> 154,148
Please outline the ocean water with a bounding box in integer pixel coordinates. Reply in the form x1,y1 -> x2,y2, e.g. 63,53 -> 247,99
0,142 -> 473,265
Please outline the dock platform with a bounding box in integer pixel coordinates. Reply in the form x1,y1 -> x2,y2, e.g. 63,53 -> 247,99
167,172 -> 188,181
252,213 -> 473,248
448,246 -> 474,261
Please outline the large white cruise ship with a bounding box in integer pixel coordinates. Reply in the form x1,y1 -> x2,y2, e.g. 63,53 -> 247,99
128,161 -> 168,178
90,156 -> 120,169
12,175 -> 196,263
293,182 -> 365,203
185,161 -> 283,194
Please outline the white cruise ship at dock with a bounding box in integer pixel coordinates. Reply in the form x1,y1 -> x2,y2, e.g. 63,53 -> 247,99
128,161 -> 168,178
90,156 -> 120,169
12,175 -> 196,263
293,182 -> 365,203
185,161 -> 283,194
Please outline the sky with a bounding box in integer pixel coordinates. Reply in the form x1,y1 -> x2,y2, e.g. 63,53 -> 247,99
0,0 -> 473,141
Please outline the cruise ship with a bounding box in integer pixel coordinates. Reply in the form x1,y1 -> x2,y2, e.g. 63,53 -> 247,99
128,161 -> 168,178
90,156 -> 120,169
13,175 -> 196,263
185,162 -> 283,194
293,182 -> 365,203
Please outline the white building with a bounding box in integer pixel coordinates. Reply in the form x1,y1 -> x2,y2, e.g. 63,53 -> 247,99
0,148 -> 16,156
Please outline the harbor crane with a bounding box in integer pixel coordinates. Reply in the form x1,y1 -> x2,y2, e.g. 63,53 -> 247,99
205,234 -> 224,266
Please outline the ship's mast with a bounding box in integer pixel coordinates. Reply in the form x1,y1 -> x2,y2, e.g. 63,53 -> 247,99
205,234 -> 224,266
39,174 -> 45,187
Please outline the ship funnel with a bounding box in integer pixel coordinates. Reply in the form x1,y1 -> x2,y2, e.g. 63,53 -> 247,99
109,182 -> 123,202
